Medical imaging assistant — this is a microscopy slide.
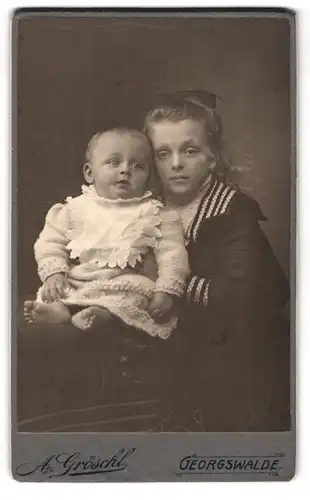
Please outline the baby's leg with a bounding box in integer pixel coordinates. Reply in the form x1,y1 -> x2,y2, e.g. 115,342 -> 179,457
24,301 -> 71,325
71,306 -> 115,331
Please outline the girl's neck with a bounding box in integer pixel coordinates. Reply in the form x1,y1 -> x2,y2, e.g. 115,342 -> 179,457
164,174 -> 212,208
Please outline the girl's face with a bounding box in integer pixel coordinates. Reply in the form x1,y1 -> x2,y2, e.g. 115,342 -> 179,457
148,119 -> 215,203
84,132 -> 151,199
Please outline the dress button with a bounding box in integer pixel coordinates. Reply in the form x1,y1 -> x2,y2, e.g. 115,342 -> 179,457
121,371 -> 128,378
120,355 -> 128,363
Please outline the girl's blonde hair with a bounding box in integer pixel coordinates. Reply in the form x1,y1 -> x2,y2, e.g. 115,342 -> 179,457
143,93 -> 232,181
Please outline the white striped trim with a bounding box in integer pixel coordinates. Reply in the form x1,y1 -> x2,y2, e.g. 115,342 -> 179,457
213,185 -> 231,216
206,182 -> 224,218
220,189 -> 237,214
186,275 -> 199,302
194,278 -> 206,304
202,281 -> 210,306
189,182 -> 237,243
192,180 -> 218,242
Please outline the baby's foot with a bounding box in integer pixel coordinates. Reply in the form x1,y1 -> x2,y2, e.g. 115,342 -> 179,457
91,306 -> 115,325
71,307 -> 96,331
24,301 -> 36,324
71,306 -> 115,331
24,301 -> 71,325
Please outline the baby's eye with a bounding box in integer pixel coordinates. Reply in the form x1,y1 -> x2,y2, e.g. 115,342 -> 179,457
156,150 -> 170,160
184,147 -> 198,156
107,158 -> 120,166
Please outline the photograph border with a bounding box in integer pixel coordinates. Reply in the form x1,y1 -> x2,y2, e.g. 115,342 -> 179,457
11,7 -> 296,482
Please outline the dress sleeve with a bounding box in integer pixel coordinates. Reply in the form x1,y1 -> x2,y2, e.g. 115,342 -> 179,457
34,203 -> 71,282
153,208 -> 190,297
184,197 -> 289,320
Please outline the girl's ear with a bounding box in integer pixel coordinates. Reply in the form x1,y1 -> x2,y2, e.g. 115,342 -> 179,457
208,159 -> 217,172
206,152 -> 218,173
83,162 -> 93,184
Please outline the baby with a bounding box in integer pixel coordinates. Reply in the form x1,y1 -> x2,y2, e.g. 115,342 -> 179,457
24,128 -> 190,339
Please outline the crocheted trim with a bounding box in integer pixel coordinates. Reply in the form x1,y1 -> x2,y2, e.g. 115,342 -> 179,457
70,277 -> 156,300
80,184 -> 158,206
155,278 -> 186,297
104,301 -> 177,340
38,259 -> 69,282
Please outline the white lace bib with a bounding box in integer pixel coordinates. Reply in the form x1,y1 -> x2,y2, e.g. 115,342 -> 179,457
65,185 -> 163,269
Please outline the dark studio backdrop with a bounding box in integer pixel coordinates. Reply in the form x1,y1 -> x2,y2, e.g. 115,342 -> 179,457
16,15 -> 292,297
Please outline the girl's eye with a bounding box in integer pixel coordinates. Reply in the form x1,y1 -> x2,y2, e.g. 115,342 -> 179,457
132,163 -> 144,170
156,150 -> 170,160
184,147 -> 197,156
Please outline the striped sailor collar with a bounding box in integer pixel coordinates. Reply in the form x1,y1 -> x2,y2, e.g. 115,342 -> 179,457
187,177 -> 237,242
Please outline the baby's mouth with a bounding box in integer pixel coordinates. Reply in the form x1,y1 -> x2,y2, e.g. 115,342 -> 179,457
116,180 -> 130,187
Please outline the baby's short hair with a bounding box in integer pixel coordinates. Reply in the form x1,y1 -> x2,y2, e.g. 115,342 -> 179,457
85,127 -> 152,164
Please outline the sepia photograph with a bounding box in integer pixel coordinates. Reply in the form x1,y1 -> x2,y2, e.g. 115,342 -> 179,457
12,9 -> 294,474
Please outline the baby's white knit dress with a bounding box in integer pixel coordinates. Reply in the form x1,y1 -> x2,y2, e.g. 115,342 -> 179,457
34,185 -> 190,339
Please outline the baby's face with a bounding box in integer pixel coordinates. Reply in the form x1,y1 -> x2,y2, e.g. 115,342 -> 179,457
86,132 -> 151,199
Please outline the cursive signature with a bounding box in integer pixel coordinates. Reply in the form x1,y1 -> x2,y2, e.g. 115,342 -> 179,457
15,448 -> 136,478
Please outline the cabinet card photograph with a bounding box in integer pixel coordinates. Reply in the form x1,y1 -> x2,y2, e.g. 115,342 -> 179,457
12,8 -> 296,482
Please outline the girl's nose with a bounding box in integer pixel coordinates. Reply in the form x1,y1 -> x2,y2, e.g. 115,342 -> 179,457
171,152 -> 183,170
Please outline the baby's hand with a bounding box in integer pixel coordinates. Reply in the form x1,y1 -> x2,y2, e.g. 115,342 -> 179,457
148,292 -> 174,323
42,272 -> 68,303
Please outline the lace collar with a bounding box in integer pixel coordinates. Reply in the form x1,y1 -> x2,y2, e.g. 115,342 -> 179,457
81,184 -> 153,206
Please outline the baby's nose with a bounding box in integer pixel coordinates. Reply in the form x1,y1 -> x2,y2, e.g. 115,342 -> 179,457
120,162 -> 131,175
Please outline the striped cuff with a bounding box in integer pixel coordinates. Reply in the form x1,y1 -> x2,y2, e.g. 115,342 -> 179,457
186,276 -> 210,306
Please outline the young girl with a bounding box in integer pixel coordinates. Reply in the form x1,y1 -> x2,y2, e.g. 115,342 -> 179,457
143,89 -> 290,431
24,128 -> 189,339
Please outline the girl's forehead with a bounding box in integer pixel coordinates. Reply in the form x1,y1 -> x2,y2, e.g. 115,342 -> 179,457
149,119 -> 206,145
